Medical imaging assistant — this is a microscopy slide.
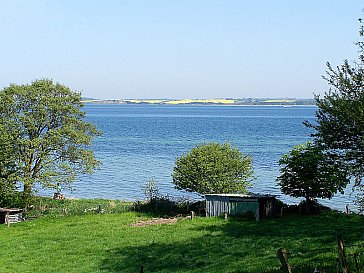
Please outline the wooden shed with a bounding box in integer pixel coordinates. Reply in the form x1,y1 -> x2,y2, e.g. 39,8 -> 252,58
205,193 -> 277,219
0,208 -> 24,226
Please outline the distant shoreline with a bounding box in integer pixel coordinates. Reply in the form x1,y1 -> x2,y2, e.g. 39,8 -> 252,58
84,102 -> 317,107
82,98 -> 316,106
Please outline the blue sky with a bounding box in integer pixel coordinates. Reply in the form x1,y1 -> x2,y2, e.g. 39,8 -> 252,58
0,1 -> 362,99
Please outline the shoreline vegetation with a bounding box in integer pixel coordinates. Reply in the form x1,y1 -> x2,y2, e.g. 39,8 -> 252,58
81,97 -> 316,106
24,196 -> 334,219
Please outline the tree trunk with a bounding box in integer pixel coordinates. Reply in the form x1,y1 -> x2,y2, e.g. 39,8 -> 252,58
23,183 -> 33,213
305,194 -> 310,214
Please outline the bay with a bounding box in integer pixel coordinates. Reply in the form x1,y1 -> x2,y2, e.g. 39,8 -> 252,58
51,104 -> 355,211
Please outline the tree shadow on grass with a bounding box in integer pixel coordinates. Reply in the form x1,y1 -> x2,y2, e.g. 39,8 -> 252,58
191,212 -> 364,272
197,212 -> 364,242
100,212 -> 364,273
100,234 -> 282,273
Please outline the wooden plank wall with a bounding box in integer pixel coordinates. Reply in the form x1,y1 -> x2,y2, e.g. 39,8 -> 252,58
206,196 -> 229,217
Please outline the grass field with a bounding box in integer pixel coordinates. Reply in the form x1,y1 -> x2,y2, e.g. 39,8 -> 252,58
1,203 -> 364,273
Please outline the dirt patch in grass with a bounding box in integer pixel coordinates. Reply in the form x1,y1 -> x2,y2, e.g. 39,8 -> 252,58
130,217 -> 181,227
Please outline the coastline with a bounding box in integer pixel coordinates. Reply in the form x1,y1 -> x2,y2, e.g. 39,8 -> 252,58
83,102 -> 317,107
81,98 -> 316,107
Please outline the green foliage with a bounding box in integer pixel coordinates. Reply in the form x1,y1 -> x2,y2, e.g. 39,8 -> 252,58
0,123 -> 20,207
26,197 -> 133,219
0,187 -> 24,208
0,176 -> 17,207
278,142 -> 350,203
305,20 -> 364,186
172,142 -> 253,195
0,79 -> 101,207
310,62 -> 364,185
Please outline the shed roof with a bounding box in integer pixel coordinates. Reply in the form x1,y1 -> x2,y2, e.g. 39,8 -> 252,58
0,208 -> 23,213
205,193 -> 276,199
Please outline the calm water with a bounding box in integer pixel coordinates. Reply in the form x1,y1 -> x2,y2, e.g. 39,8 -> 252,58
51,104 -> 355,210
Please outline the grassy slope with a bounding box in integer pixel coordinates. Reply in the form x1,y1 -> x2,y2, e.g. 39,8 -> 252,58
1,211 -> 364,273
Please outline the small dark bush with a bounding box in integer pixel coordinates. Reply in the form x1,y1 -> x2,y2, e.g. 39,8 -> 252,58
134,196 -> 205,217
281,199 -> 331,215
188,200 -> 205,216
138,179 -> 205,216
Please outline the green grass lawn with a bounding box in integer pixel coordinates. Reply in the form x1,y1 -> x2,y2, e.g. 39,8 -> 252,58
1,209 -> 364,272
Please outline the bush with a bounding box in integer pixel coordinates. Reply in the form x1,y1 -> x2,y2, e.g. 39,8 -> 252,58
172,142 -> 254,195
277,142 -> 349,213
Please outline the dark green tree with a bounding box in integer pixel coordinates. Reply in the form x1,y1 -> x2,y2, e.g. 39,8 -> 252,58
0,124 -> 19,207
277,142 -> 349,212
305,19 -> 364,187
172,142 -> 254,195
0,79 -> 101,208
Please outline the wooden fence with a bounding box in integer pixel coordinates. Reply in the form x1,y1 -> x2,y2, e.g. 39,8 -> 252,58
277,235 -> 364,273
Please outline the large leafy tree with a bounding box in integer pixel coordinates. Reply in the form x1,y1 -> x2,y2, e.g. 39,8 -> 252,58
277,142 -> 349,212
0,79 -> 101,208
306,19 -> 364,187
172,142 -> 254,195
0,124 -> 19,207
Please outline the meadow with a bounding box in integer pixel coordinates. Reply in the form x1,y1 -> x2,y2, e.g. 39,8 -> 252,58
1,199 -> 364,273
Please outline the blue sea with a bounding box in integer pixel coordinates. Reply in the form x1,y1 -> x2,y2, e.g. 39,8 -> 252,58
52,104 -> 356,210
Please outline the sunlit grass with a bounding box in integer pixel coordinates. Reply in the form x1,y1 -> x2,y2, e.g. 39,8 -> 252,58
1,205 -> 364,272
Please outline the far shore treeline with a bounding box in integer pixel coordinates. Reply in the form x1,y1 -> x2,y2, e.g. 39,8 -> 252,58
81,97 -> 316,106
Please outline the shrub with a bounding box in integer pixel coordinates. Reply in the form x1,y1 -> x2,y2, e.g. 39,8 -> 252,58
172,142 -> 254,195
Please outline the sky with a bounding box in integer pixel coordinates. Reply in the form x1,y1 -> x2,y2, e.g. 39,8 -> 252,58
0,1 -> 363,99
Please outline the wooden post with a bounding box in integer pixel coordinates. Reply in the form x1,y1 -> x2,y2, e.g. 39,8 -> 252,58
5,212 -> 10,227
337,235 -> 348,273
190,211 -> 195,220
298,204 -> 302,216
280,207 -> 284,219
277,248 -> 292,273
140,265 -> 144,273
